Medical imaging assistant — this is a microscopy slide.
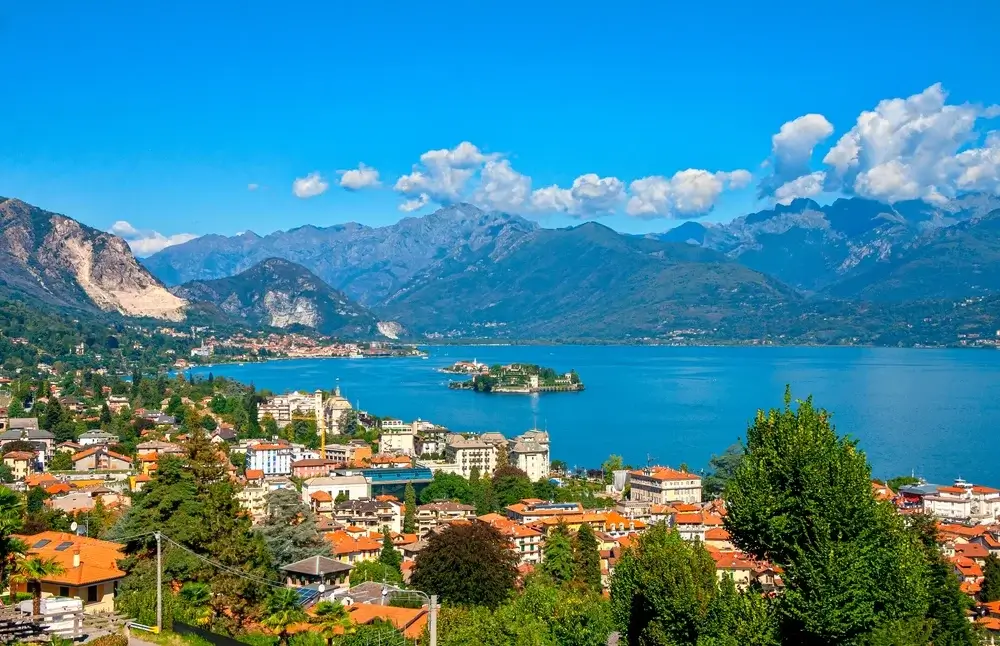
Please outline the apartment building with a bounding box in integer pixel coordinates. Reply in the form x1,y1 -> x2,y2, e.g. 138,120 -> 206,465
257,390 -> 323,429
379,420 -> 416,454
629,467 -> 702,504
445,435 -> 498,478
334,497 -> 404,534
246,441 -> 294,476
415,501 -> 476,537
510,430 -> 550,482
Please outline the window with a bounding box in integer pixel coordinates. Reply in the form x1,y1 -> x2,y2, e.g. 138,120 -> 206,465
87,585 -> 99,603
59,586 -> 69,597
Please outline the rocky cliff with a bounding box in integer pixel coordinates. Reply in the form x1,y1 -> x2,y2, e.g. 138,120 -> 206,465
171,258 -> 387,336
0,197 -> 186,320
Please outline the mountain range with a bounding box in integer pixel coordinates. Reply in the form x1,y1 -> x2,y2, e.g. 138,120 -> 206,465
4,193 -> 1000,344
170,258 -> 383,337
0,197 -> 186,321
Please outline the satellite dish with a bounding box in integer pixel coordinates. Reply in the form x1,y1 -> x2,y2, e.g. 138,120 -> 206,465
317,584 -> 326,593
70,521 -> 78,532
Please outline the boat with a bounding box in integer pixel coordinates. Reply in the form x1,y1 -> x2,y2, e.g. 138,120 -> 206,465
348,352 -> 363,359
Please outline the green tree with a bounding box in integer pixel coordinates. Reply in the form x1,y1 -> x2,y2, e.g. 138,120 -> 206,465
0,488 -> 26,590
41,398 -> 64,431
15,555 -> 66,616
262,587 -> 307,646
492,465 -> 534,508
412,522 -> 518,608
573,523 -> 602,591
349,559 -> 403,586
257,488 -> 331,566
403,482 -> 416,534
702,442 -> 744,500
907,513 -> 977,646
983,553 -> 1000,602
541,523 -> 576,586
610,524 -> 718,646
601,455 -> 623,484
379,526 -> 402,576
310,600 -> 350,639
420,472 -> 474,505
49,451 -> 74,471
724,388 -> 929,645
178,581 -> 213,625
0,464 -> 13,484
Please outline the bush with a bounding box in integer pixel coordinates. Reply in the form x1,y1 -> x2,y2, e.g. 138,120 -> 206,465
87,634 -> 128,646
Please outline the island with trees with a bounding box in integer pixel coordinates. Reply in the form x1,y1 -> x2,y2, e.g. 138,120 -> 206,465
447,362 -> 584,394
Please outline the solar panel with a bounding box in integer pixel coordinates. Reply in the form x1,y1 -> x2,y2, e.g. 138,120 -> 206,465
54,541 -> 75,551
32,539 -> 51,548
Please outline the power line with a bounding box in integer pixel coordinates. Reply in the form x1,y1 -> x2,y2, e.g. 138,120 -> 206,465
159,534 -> 286,590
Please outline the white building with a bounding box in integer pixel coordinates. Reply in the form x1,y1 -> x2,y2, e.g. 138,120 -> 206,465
379,421 -> 416,455
301,475 -> 371,507
322,386 -> 353,434
77,430 -> 117,447
444,435 -> 498,479
509,430 -> 550,482
415,428 -> 449,457
629,467 -> 702,505
257,390 -> 323,429
245,441 -> 293,476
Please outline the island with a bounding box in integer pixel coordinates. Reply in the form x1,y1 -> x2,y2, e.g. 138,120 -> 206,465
446,361 -> 584,394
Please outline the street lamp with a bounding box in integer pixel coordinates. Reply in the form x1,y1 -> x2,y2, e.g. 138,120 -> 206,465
380,585 -> 437,646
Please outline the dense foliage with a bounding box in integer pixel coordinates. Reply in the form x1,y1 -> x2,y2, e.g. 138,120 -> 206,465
411,522 -> 519,608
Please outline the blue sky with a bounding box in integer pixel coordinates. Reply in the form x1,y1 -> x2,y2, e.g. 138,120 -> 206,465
2,0 -> 999,254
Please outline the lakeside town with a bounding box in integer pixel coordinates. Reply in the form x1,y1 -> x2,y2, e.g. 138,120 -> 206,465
0,362 -> 998,644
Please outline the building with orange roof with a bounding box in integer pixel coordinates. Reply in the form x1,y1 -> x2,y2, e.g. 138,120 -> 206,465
951,555 -> 985,587
955,541 -> 989,564
245,441 -> 293,476
368,454 -> 413,469
2,450 -> 35,480
12,532 -> 126,613
505,500 -> 583,523
629,467 -> 701,505
344,603 -> 428,639
71,446 -> 132,472
705,527 -> 734,551
326,531 -> 383,565
334,497 -> 404,534
710,551 -> 756,589
477,514 -> 543,565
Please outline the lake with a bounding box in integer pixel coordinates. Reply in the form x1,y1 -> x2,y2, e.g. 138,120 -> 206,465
190,346 -> 1000,485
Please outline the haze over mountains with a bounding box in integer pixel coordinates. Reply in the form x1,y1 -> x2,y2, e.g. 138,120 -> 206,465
4,194 -> 1000,342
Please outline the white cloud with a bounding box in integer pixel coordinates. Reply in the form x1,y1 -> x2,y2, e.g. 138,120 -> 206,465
759,113 -> 833,197
474,159 -> 531,212
774,171 -> 826,205
247,183 -> 259,191
292,172 -> 329,198
821,83 -> 998,202
952,131 -> 1000,192
529,185 -> 576,213
399,193 -> 430,212
338,163 -> 381,190
394,142 -> 495,205
527,174 -> 625,217
110,220 -> 197,256
626,168 -> 752,219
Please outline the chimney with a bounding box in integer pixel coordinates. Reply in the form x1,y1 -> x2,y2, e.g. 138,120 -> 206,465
72,548 -> 80,568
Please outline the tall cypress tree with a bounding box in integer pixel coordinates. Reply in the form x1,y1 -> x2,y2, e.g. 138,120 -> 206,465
379,526 -> 402,576
573,522 -> 602,591
403,483 -> 416,534
541,522 -> 575,586
982,553 -> 1000,603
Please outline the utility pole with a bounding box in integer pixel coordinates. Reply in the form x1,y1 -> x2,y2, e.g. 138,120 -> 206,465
429,594 -> 437,646
155,531 -> 162,633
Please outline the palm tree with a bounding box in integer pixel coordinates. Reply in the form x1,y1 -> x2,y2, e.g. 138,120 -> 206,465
261,588 -> 307,646
0,488 -> 26,594
311,600 -> 351,639
179,582 -> 213,625
13,556 -> 66,616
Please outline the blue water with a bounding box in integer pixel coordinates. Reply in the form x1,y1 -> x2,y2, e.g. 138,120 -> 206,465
190,346 -> 1000,485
